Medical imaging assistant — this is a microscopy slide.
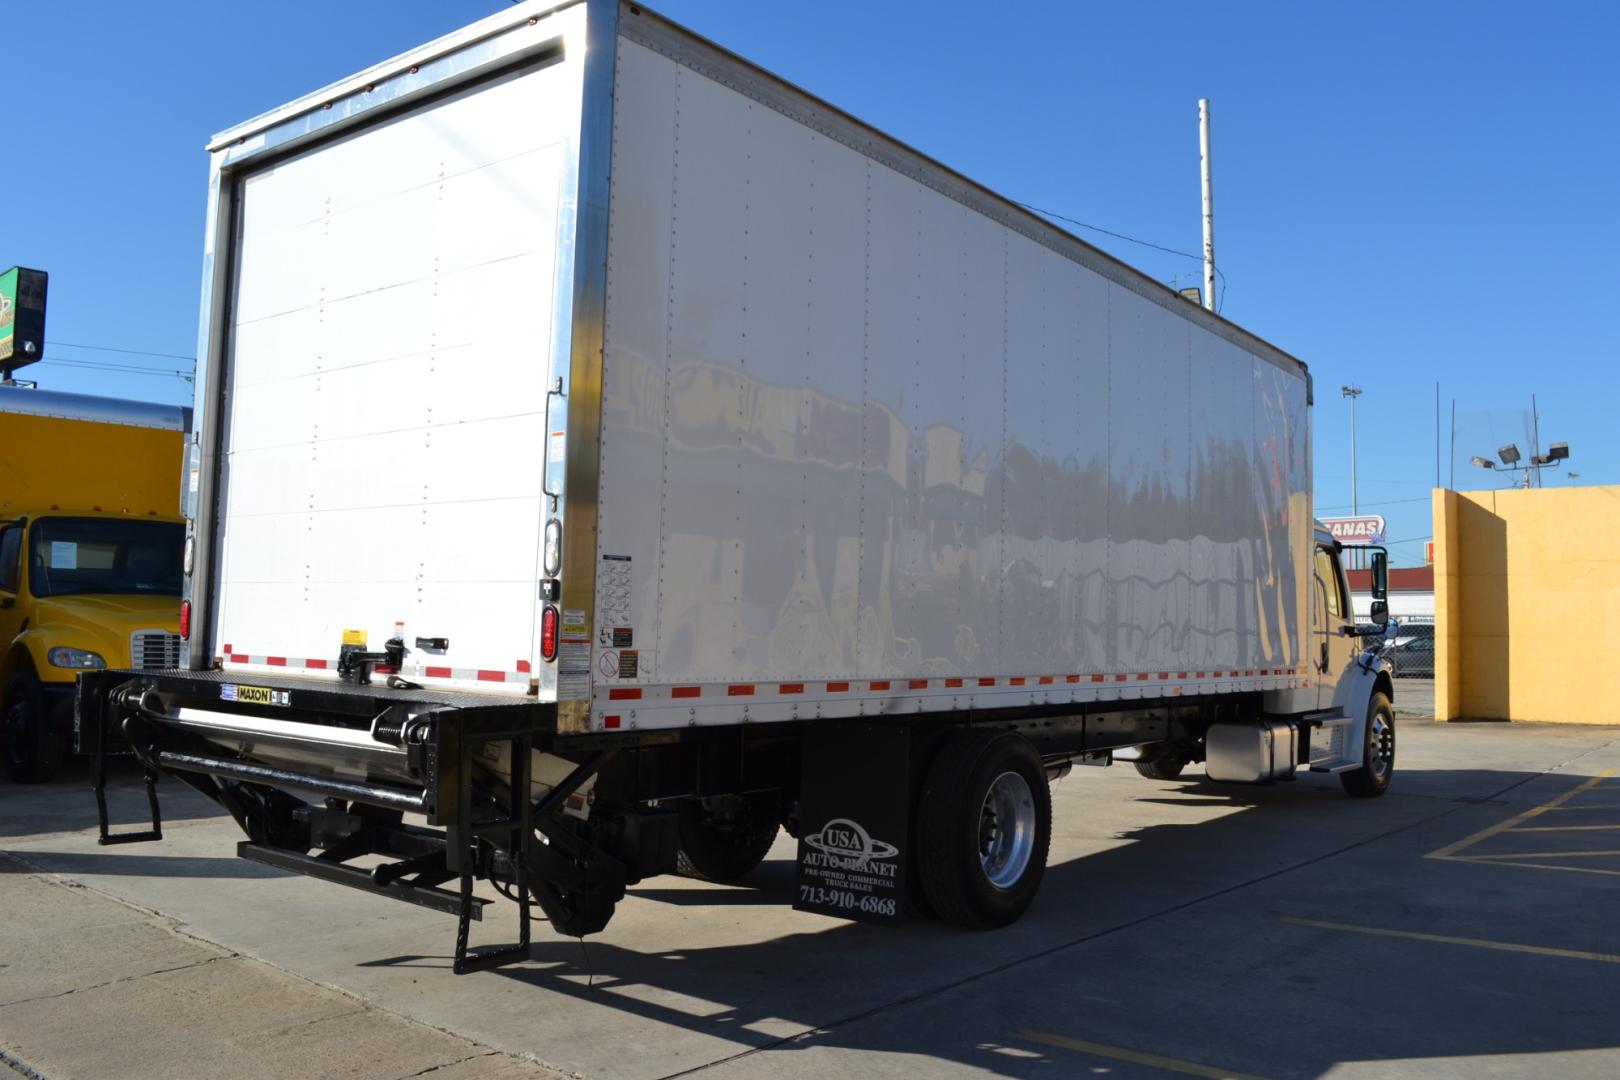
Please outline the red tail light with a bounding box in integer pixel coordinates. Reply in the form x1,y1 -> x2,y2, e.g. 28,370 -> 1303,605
540,605 -> 558,662
179,600 -> 192,640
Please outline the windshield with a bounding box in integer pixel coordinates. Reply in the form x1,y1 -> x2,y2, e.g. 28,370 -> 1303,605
28,518 -> 184,598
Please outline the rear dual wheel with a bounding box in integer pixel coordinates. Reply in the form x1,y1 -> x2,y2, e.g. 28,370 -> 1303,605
916,730 -> 1051,929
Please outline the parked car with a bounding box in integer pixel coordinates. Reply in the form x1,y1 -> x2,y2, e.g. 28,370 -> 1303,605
1369,622 -> 1434,678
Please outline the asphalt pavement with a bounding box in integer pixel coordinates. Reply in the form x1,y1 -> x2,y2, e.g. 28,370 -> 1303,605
4,713 -> 1619,1080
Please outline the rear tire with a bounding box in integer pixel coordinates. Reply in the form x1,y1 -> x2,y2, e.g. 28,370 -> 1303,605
674,800 -> 779,881
1341,692 -> 1395,798
1134,756 -> 1186,781
3,668 -> 65,784
916,729 -> 1050,929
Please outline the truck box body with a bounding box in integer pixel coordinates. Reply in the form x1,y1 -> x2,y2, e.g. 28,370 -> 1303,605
191,0 -> 1314,734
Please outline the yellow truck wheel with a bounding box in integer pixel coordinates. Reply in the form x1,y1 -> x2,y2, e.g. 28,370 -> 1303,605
3,669 -> 65,784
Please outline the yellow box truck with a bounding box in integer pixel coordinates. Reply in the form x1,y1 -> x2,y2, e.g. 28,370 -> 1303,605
0,385 -> 188,781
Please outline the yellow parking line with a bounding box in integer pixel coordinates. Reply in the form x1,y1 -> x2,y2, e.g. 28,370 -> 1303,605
1448,858 -> 1620,878
1509,824 -> 1620,832
1463,849 -> 1620,860
1427,770 -> 1615,860
1014,1028 -> 1272,1080
1282,917 -> 1620,964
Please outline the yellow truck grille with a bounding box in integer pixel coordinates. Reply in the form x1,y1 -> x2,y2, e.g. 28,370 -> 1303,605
131,630 -> 183,671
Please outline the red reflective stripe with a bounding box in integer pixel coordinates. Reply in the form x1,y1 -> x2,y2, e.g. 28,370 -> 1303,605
909,679 -> 928,689
476,670 -> 505,682
727,684 -> 754,697
1092,674 -> 1105,683
223,643 -> 233,653
1115,674 -> 1128,683
979,677 -> 995,687
869,680 -> 891,691
945,678 -> 963,688
306,659 -> 329,670
1179,672 -> 1189,679
1067,675 -> 1080,683
228,654 -> 248,663
827,682 -> 850,692
604,715 -> 622,729
425,666 -> 453,679
1039,676 -> 1053,685
779,683 -> 805,694
516,659 -> 532,673
266,656 -> 287,666
1009,677 -> 1025,686
609,688 -> 641,700
672,686 -> 701,698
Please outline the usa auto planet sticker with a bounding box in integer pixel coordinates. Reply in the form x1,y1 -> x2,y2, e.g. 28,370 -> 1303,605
797,817 -> 900,917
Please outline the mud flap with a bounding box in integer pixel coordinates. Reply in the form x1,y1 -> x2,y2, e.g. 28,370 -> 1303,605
793,721 -> 908,926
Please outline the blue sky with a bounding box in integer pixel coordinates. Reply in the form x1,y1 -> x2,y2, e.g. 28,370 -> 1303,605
7,1 -> 1616,565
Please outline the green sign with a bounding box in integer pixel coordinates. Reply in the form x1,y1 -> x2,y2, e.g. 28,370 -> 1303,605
0,266 -> 48,373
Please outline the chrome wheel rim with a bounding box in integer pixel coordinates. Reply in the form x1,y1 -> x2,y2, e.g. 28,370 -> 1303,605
1369,710 -> 1394,780
978,771 -> 1036,890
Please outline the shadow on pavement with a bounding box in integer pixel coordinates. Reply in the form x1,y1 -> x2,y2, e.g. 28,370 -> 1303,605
339,764 -> 1620,1078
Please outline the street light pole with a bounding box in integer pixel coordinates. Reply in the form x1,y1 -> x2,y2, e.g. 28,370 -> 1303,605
1341,385 -> 1362,515
1341,385 -> 1363,568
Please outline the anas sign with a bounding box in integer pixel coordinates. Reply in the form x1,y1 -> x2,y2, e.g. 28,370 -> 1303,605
1321,514 -> 1386,544
0,267 -> 49,374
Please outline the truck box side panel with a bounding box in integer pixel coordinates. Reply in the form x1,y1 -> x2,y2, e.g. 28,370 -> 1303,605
212,55 -> 581,685
592,22 -> 1310,729
0,391 -> 186,517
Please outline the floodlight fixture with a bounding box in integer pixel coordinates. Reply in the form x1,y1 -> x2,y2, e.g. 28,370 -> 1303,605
1469,456 -> 1494,470
1547,441 -> 1569,462
1497,444 -> 1521,466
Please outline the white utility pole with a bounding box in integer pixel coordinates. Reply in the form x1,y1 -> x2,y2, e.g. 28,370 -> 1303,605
1199,99 -> 1215,312
1341,385 -> 1363,514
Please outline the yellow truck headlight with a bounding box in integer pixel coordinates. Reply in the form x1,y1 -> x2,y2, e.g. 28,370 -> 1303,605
48,647 -> 106,669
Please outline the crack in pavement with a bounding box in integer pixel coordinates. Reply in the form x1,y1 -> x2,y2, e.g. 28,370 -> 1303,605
0,953 -> 234,1011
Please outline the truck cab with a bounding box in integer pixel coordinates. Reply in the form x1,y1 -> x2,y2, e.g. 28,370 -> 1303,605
0,511 -> 184,781
0,385 -> 189,781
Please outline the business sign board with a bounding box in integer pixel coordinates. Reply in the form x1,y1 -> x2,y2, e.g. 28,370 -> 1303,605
1320,514 -> 1386,544
0,266 -> 49,373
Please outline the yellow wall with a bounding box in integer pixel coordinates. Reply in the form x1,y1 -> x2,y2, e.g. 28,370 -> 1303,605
1434,485 -> 1620,723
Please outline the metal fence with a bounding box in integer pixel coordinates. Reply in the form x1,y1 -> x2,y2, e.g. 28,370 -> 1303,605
1372,615 -> 1435,679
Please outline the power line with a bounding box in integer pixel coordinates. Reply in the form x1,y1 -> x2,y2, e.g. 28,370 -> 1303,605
1315,495 -> 1432,514
1013,200 -> 1230,311
46,340 -> 196,362
33,358 -> 193,382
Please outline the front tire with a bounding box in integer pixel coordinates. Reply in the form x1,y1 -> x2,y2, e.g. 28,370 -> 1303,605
1341,692 -> 1395,798
674,800 -> 779,881
916,729 -> 1051,929
3,668 -> 65,784
1134,756 -> 1186,780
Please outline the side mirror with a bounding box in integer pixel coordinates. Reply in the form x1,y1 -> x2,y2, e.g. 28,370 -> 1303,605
1371,550 -> 1388,601
1370,599 -> 1388,629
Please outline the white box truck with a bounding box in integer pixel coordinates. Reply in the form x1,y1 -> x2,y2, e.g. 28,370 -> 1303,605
81,0 -> 1396,971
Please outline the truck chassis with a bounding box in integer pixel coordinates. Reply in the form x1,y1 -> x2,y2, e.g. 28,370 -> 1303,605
77,666 -> 1376,972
